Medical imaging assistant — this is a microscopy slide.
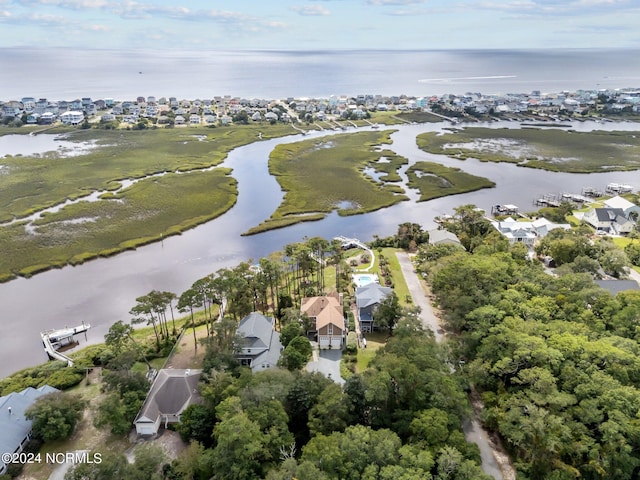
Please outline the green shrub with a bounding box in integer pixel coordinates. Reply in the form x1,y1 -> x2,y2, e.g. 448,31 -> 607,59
346,332 -> 358,354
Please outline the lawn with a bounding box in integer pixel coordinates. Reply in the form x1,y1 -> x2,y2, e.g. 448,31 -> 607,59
374,248 -> 412,307
416,127 -> 640,173
357,331 -> 387,372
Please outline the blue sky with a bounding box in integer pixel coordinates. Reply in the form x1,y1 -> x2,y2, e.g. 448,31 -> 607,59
0,0 -> 639,50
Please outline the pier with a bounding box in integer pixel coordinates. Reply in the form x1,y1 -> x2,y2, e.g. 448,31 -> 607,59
41,323 -> 91,367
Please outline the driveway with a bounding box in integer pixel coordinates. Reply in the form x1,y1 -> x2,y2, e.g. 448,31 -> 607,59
396,251 -> 509,480
395,252 -> 444,342
306,346 -> 345,385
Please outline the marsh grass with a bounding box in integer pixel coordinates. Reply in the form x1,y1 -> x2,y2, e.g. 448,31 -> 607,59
0,124 -> 302,280
245,131 -> 409,234
406,161 -> 495,201
0,124 -> 294,222
0,169 -> 237,280
416,127 -> 640,173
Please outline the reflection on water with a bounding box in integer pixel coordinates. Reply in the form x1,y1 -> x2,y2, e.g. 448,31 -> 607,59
0,134 -> 100,158
0,121 -> 639,377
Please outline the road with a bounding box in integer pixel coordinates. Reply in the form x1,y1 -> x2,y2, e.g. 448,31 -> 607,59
396,252 -> 509,480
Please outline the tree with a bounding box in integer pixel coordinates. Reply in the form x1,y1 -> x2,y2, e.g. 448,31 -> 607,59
308,383 -> 351,437
210,398 -> 264,480
25,392 -> 85,442
178,287 -> 200,351
175,403 -> 216,447
65,452 -> 131,480
279,336 -> 312,371
280,321 -> 304,348
375,292 -> 402,335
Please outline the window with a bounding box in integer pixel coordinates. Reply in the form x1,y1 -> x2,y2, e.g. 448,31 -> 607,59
328,324 -> 333,335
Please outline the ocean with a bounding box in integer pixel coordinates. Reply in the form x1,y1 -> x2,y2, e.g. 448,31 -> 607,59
2,47 -> 640,101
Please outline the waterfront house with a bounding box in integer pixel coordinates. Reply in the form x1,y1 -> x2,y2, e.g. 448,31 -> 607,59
427,228 -> 462,247
604,196 -> 640,220
59,111 -> 84,125
491,218 -> 536,246
355,283 -> 393,333
134,369 -> 202,436
235,312 -> 283,372
301,293 -> 345,349
583,208 -> 634,234
0,385 -> 59,475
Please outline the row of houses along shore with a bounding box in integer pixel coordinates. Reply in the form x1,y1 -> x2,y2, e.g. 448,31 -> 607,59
2,87 -> 640,127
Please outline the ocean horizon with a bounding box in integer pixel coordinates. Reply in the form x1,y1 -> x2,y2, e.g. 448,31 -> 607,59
2,47 -> 640,101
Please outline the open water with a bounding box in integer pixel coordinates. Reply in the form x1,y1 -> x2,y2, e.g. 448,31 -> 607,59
2,48 -> 640,100
1,48 -> 640,377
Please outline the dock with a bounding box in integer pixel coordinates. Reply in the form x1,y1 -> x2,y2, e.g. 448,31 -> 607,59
41,323 -> 91,367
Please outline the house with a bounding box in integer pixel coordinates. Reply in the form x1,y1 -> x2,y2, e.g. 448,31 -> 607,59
355,283 -> 393,333
59,111 -> 84,125
301,293 -> 345,349
235,312 -> 283,371
491,218 -> 537,246
604,196 -> 640,220
427,228 -> 462,247
134,369 -> 202,436
583,208 -> 634,234
531,218 -> 572,238
0,385 -> 59,475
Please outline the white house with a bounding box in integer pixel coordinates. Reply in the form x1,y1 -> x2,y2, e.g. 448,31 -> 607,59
583,208 -> 635,234
235,312 -> 283,371
604,196 -> 640,220
59,111 -> 84,125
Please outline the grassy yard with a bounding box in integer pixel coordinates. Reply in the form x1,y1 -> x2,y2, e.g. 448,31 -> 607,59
416,127 -> 640,173
357,331 -> 387,372
374,248 -> 412,306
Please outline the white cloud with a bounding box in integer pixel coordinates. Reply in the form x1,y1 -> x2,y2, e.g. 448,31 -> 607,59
291,5 -> 331,16
367,0 -> 426,5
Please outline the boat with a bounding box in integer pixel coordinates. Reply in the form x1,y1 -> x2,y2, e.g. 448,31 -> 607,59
41,323 -> 91,366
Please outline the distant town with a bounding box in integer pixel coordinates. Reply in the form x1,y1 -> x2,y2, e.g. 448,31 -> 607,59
2,87 -> 640,128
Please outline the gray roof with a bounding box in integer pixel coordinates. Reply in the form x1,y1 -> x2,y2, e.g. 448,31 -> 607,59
236,312 -> 283,372
594,208 -> 625,222
428,229 -> 462,246
237,312 -> 275,353
355,283 -> 393,309
0,385 -> 59,472
134,369 -> 202,425
595,280 -> 640,296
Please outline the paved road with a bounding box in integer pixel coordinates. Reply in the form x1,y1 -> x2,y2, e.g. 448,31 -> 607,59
396,252 -> 506,480
395,252 -> 444,342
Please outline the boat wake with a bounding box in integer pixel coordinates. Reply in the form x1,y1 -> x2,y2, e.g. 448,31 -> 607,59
419,75 -> 517,83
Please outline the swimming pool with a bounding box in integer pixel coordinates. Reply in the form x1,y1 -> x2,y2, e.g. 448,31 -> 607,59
352,274 -> 379,288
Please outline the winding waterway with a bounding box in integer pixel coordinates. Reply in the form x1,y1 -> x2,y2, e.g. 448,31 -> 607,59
1,120 -> 639,377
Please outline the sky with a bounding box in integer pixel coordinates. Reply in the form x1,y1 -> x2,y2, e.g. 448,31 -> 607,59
0,0 -> 639,51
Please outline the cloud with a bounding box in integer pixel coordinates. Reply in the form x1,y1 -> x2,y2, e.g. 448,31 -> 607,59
291,5 -> 331,16
472,0 -> 639,15
367,0 -> 426,5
